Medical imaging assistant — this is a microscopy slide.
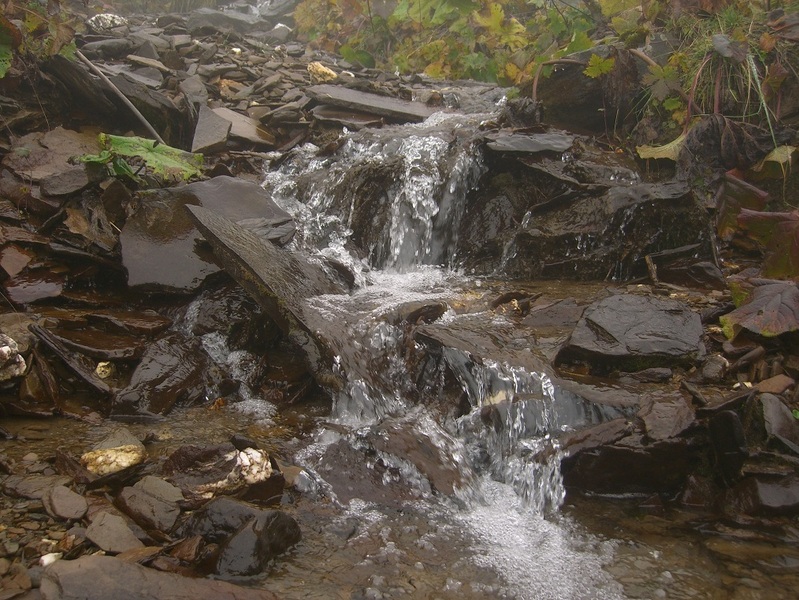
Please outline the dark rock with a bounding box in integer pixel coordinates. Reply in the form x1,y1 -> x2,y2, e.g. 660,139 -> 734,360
176,496 -> 266,542
562,435 -> 700,495
307,84 -> 437,123
638,396 -> 694,441
133,476 -> 184,504
483,131 -> 574,153
726,476 -> 799,516
85,512 -> 144,554
40,167 -> 91,197
40,555 -> 279,600
116,486 -> 180,533
187,8 -> 267,36
215,511 -> 301,576
461,178 -> 710,281
80,38 -> 136,60
2,128 -> 99,183
111,332 -> 207,419
107,75 -> 187,147
709,410 -> 748,487
556,294 -> 704,373
178,75 -> 209,108
761,393 -> 799,454
678,474 -> 721,510
120,176 -> 295,292
186,205 -> 346,389
211,107 -> 276,146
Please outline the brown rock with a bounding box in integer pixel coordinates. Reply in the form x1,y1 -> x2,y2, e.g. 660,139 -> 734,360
42,486 -> 88,521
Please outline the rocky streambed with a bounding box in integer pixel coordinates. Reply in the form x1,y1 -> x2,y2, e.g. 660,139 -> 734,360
2,2 -> 799,599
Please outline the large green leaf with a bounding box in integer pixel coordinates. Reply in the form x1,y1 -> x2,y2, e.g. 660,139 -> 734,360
101,134 -> 202,181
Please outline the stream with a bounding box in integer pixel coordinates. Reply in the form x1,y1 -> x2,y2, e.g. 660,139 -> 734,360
3,104 -> 796,599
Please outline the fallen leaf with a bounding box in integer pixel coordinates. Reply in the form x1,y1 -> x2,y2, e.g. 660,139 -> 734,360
636,132 -> 687,161
738,209 -> 799,279
720,280 -> 799,339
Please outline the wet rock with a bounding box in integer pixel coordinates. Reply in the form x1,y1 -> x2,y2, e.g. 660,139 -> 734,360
80,428 -> 146,476
2,475 -> 71,500
116,487 -> 180,533
187,282 -> 280,352
638,396 -> 694,441
678,474 -> 721,510
211,107 -> 276,147
562,435 -> 701,495
215,511 -> 301,576
106,75 -> 187,147
161,444 -> 280,501
111,332 -> 207,419
40,555 -> 280,600
557,294 -> 704,373
40,168 -> 91,198
121,176 -> 295,292
761,393 -> 799,454
178,75 -> 209,109
726,476 -> 799,516
42,486 -> 88,521
85,512 -> 145,554
191,105 -> 231,153
36,326 -> 144,361
80,38 -> 136,60
186,205 -> 346,389
176,496 -> 265,543
709,410 -> 748,487
1,128 -> 99,183
307,84 -> 438,123
484,131 -> 575,153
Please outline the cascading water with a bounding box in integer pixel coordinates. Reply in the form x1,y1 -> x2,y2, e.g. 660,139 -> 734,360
256,110 -> 626,598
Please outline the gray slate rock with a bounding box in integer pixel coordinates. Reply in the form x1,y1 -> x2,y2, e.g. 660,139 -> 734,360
192,105 -> 231,153
40,555 -> 279,600
42,486 -> 88,521
761,393 -> 799,454
133,476 -> 184,504
2,475 -> 71,500
639,396 -> 694,441
187,8 -> 267,35
116,486 -> 180,533
558,294 -> 704,371
85,512 -> 144,554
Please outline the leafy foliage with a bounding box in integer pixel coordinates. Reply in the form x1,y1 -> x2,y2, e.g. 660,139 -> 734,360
0,0 -> 77,79
583,54 -> 615,78
738,209 -> 799,279
80,134 -> 203,184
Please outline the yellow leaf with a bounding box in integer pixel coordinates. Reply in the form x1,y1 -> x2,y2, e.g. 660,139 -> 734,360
636,132 -> 687,161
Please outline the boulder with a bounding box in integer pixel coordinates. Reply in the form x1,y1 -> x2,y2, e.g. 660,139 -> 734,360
40,555 -> 279,600
556,294 -> 704,373
116,486 -> 180,533
725,476 -> 799,516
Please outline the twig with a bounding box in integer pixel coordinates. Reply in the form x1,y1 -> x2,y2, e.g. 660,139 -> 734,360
75,50 -> 166,145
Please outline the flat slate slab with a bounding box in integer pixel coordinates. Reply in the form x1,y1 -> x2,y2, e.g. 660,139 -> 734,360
306,84 -> 438,123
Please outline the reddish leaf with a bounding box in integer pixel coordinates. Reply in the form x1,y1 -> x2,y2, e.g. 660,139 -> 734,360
738,209 -> 799,279
716,171 -> 768,242
720,280 -> 799,338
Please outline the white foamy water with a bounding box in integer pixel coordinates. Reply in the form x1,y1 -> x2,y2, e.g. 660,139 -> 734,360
460,479 -> 624,600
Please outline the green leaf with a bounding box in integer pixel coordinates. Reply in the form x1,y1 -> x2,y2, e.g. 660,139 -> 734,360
792,409 -> 799,420
583,54 -> 615,78
340,44 -> 375,68
565,30 -> 593,54
82,134 -> 203,183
